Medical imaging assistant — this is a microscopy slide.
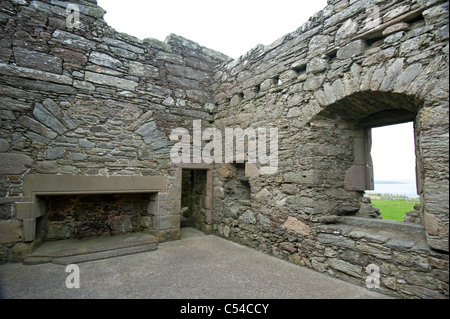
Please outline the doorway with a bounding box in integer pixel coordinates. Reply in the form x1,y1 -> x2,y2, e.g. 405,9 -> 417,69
181,168 -> 213,234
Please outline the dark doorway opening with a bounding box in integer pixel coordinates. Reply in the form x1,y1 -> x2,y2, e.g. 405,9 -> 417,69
181,169 -> 211,233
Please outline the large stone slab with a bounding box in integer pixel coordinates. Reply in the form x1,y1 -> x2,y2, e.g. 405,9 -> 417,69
17,116 -> 58,140
13,47 -> 63,74
0,153 -> 33,175
85,71 -> 138,91
89,51 -> 123,69
0,63 -> 72,85
50,30 -> 96,51
23,232 -> 158,265
328,258 -> 363,278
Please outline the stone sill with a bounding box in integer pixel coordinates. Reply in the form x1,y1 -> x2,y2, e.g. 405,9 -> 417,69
342,216 -> 425,235
318,216 -> 431,253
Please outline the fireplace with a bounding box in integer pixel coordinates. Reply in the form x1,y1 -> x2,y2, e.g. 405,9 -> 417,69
15,175 -> 168,242
40,193 -> 155,241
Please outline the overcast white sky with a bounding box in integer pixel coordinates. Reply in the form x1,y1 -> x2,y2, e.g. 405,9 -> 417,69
97,0 -> 328,59
97,0 -> 417,183
372,122 -> 416,182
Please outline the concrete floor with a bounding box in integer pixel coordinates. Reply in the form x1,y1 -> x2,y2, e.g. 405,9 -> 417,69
0,228 -> 391,299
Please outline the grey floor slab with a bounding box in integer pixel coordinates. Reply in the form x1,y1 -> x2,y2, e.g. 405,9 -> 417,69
23,232 -> 158,265
0,228 -> 391,299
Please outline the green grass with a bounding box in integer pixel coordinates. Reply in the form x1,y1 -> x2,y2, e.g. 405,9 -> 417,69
370,197 -> 420,222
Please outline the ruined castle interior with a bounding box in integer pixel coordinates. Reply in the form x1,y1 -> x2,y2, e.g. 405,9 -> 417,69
0,0 -> 448,298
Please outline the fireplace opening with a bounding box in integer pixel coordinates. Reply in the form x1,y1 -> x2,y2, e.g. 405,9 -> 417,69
36,193 -> 157,241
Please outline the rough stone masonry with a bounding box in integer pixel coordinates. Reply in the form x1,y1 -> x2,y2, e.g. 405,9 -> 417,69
0,0 -> 448,299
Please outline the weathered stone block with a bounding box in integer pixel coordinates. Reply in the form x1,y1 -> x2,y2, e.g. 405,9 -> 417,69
383,22 -> 410,36
245,163 -> 260,178
0,153 -> 33,175
426,234 -> 449,252
307,57 -> 328,74
335,19 -> 359,45
89,51 -> 123,69
317,233 -> 356,249
282,216 -> 311,236
328,258 -> 362,278
46,224 -> 72,240
304,74 -> 326,91
0,63 -> 72,85
394,63 -> 422,93
127,61 -> 159,78
74,80 -> 95,91
45,147 -> 65,160
423,210 -> 442,236
50,30 -> 96,51
0,220 -> 23,244
79,139 -> 95,148
155,214 -> 180,230
85,71 -> 138,91
344,165 -> 368,191
323,83 -> 337,104
386,238 -> 417,250
36,161 -> 58,174
0,139 -> 9,152
0,203 -> 12,220
0,39 -> 12,63
287,107 -> 302,118
4,77 -> 76,94
356,242 -> 392,260
14,47 -> 63,74
337,40 -> 368,60
102,37 -> 145,54
348,230 -> 390,243
51,47 -> 88,70
308,35 -> 331,57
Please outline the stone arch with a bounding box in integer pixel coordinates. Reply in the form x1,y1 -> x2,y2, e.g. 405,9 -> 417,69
23,99 -> 172,176
312,90 -> 421,124
309,86 -> 448,252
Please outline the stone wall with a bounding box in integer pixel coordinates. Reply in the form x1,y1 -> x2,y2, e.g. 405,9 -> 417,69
0,0 -> 228,260
212,0 -> 449,298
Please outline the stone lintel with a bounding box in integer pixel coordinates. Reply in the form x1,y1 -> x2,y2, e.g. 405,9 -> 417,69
23,174 -> 167,197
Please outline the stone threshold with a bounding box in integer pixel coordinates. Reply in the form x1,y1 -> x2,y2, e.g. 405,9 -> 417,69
23,232 -> 158,265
